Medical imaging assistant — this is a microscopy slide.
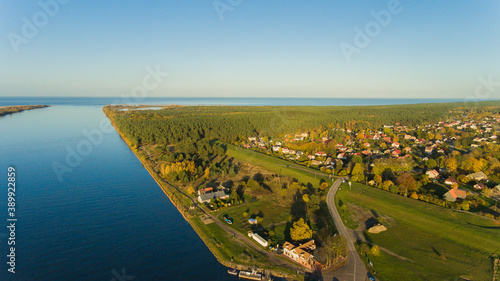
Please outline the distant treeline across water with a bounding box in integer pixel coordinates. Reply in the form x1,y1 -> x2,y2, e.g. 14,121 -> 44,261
0,96 -> 486,107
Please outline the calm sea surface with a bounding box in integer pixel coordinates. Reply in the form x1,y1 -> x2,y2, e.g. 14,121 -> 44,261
0,97 -> 473,280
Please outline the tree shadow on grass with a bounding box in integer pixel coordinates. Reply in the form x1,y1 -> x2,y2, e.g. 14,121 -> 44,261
291,190 -> 307,220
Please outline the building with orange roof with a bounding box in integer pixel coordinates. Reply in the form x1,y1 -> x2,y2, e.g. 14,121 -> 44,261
282,240 -> 316,269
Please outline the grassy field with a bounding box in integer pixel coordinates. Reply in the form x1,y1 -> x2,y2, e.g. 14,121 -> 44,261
219,199 -> 291,244
225,143 -> 332,186
336,181 -> 500,281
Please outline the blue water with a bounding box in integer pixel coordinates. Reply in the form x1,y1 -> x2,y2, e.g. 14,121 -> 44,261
0,96 -> 468,107
0,106 -> 238,281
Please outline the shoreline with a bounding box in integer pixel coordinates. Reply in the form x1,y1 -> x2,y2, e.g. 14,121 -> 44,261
104,107 -> 298,280
0,105 -> 50,117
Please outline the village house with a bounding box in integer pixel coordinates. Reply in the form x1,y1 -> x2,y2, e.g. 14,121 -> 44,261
315,151 -> 327,157
426,169 -> 440,179
474,183 -> 485,190
282,240 -> 317,269
325,157 -> 333,165
444,177 -> 458,186
197,186 -> 230,203
391,150 -> 401,157
443,189 -> 467,202
311,160 -> 322,166
467,171 -> 488,182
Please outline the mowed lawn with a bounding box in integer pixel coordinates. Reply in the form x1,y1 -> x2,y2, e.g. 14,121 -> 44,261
225,144 -> 332,186
337,182 -> 500,280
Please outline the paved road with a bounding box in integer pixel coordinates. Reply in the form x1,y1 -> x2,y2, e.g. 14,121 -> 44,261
324,179 -> 368,281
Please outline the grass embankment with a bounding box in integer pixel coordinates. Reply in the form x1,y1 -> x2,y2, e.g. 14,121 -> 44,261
336,181 -> 500,281
225,143 -> 333,186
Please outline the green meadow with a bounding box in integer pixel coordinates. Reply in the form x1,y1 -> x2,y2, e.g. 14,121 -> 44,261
336,181 -> 500,281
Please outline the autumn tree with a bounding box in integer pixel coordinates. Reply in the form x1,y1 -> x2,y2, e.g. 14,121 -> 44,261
290,218 -> 313,241
445,157 -> 458,171
324,235 -> 347,265
320,182 -> 330,191
397,172 -> 417,197
380,180 -> 393,191
351,163 -> 365,182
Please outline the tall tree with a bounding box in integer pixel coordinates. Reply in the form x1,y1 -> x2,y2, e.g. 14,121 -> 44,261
351,163 -> 365,182
397,172 -> 417,197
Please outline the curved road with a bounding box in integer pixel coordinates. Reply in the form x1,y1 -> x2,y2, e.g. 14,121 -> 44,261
325,179 -> 368,281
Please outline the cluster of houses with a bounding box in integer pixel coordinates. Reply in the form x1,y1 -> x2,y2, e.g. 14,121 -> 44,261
244,115 -> 499,167
242,114 -> 500,184
427,170 -> 500,202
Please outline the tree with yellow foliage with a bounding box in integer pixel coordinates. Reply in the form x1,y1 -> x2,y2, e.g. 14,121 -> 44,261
290,218 -> 313,241
445,157 -> 458,171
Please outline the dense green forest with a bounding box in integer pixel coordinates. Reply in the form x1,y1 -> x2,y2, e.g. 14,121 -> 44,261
104,101 -> 500,147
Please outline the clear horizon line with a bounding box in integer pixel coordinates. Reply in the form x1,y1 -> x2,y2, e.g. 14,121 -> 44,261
0,96 -> 490,100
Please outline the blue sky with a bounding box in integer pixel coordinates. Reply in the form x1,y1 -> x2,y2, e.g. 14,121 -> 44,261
1,0 -> 499,98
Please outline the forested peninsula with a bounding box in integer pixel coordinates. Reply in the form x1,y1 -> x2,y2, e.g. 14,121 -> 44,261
104,101 -> 500,281
0,105 -> 49,117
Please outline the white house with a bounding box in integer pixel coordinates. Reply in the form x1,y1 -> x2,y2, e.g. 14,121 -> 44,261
468,171 -> 488,181
426,169 -> 439,179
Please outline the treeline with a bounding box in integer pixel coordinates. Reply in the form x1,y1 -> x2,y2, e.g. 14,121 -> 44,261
152,139 -> 233,183
0,105 -> 49,117
104,102 -> 500,146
